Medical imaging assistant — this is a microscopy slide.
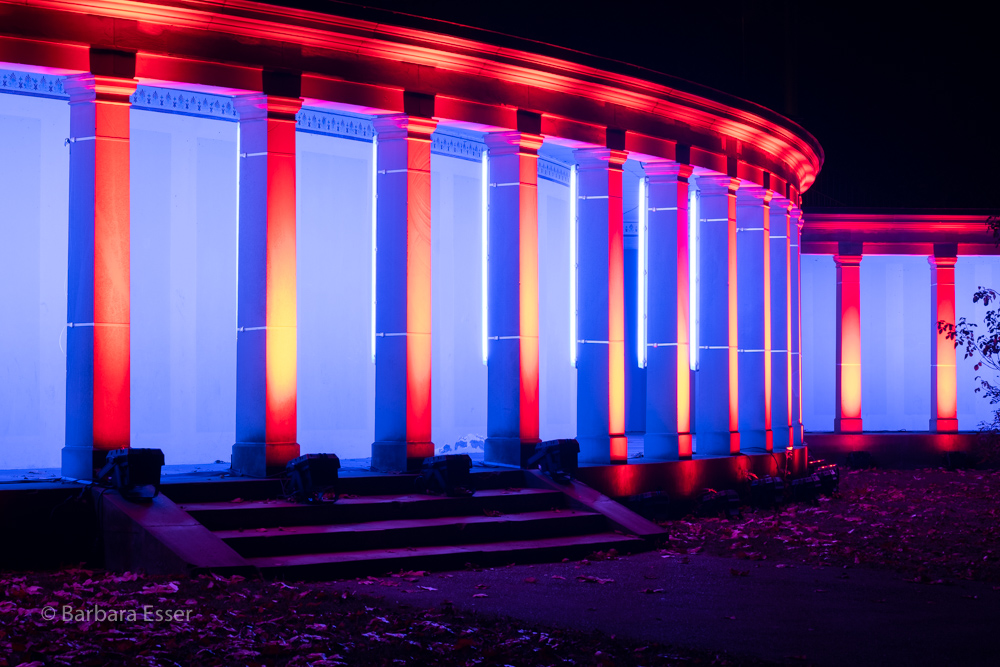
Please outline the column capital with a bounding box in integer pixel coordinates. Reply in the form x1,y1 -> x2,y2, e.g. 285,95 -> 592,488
63,74 -> 137,105
790,205 -> 803,228
643,161 -> 693,182
373,114 -> 438,140
929,255 -> 958,268
234,93 -> 302,121
484,130 -> 543,155
696,174 -> 740,195
573,147 -> 628,170
736,183 -> 773,205
769,194 -> 792,213
833,254 -> 863,267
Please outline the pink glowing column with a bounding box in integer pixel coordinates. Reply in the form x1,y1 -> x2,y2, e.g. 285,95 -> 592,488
371,114 -> 439,472
484,126 -> 544,467
769,196 -> 793,450
231,86 -> 303,477
790,207 -> 804,445
930,245 -> 959,432
575,145 -> 628,464
643,162 -> 693,459
834,244 -> 863,433
61,51 -> 138,480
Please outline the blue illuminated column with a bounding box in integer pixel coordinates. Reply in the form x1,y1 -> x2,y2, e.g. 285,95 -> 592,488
695,175 -> 740,456
232,87 -> 303,477
61,60 -> 137,480
736,185 -> 772,451
790,206 -> 804,445
643,162 -> 693,459
483,129 -> 544,467
371,114 -> 439,471
769,195 -> 792,451
574,146 -> 629,464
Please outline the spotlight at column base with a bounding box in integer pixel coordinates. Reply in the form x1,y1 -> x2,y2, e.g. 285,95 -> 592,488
61,446 -> 116,481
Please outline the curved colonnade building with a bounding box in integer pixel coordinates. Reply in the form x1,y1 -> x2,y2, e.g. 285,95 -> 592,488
2,0 -> 825,478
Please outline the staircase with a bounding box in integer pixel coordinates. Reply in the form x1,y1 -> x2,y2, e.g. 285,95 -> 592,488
158,469 -> 656,580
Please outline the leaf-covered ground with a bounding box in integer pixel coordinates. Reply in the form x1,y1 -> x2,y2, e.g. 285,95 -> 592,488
0,569 -> 774,667
660,468 -> 1000,583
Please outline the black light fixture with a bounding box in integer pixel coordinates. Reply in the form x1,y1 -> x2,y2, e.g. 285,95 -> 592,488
286,453 -> 340,503
528,438 -> 580,482
749,474 -> 785,509
696,488 -> 741,519
96,448 -> 164,502
789,473 -> 823,502
415,454 -> 475,497
813,464 -> 840,495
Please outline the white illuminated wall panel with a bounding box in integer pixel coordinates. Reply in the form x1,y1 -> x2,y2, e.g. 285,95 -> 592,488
955,256 -> 1000,430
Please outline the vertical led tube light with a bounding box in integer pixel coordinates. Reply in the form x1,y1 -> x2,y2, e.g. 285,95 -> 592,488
371,135 -> 378,363
570,165 -> 578,367
688,184 -> 699,371
236,123 -> 241,299
481,148 -> 489,365
637,176 -> 647,368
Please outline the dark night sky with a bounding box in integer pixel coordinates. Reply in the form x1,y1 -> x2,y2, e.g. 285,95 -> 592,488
294,1 -> 998,209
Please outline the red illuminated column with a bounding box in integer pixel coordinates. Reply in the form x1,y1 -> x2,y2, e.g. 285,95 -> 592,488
790,208 -> 805,445
695,175 -> 741,455
930,245 -> 959,432
736,185 -> 772,451
834,243 -> 863,433
372,114 -> 439,471
231,85 -> 303,477
643,162 -> 693,459
484,126 -> 544,467
61,51 -> 137,480
574,145 -> 628,464
769,196 -> 793,450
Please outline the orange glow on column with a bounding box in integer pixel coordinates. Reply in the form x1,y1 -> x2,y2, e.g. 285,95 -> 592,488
608,159 -> 627,461
90,77 -> 135,451
931,255 -> 958,430
835,253 -> 863,432
407,131 -> 434,445
519,151 -> 540,442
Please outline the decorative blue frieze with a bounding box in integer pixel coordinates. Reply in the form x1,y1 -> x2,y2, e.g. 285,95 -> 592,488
538,158 -> 571,186
431,132 -> 484,162
0,69 -> 67,99
131,86 -> 238,121
296,108 -> 374,141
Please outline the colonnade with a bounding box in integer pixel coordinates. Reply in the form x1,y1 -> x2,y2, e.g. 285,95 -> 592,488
53,60 -> 805,478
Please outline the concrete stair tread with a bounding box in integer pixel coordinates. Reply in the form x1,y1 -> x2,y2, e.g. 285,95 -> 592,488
248,532 -> 643,570
214,508 -> 598,540
179,487 -> 560,513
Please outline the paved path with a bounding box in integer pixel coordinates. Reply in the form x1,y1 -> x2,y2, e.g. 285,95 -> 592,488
336,551 -> 999,666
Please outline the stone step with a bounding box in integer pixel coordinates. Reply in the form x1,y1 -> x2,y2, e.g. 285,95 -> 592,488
216,509 -> 607,558
179,488 -> 566,531
248,532 -> 645,580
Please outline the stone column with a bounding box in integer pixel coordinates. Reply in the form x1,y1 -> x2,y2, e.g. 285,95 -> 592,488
371,113 -> 439,471
61,50 -> 138,480
574,146 -> 628,464
833,242 -> 863,433
791,207 -> 805,445
484,126 -> 543,467
930,244 -> 959,432
643,162 -> 693,459
695,175 -> 741,455
736,185 -> 772,451
231,78 -> 303,477
770,196 -> 792,450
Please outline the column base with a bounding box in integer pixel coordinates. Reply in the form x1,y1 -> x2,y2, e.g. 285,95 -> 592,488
372,441 -> 435,473
833,417 -> 863,433
738,428 -> 773,452
231,442 -> 300,478
485,437 -> 541,468
772,426 -> 793,451
61,446 -> 113,481
643,433 -> 693,460
695,431 -> 740,456
930,418 -> 959,432
577,435 -> 628,464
